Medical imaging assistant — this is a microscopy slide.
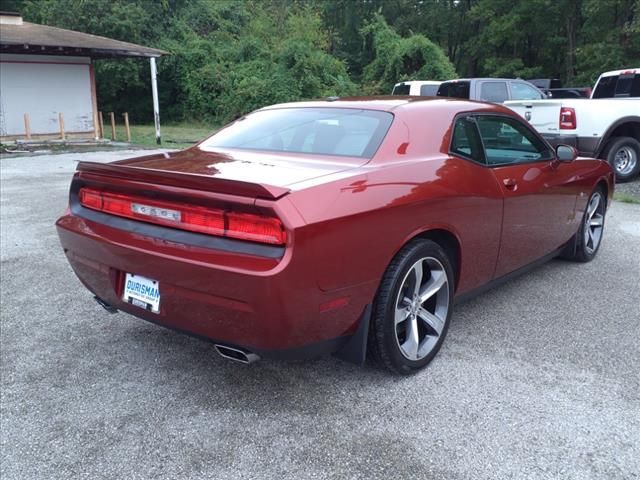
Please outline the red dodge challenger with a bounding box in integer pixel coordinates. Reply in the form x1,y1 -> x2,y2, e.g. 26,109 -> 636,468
56,97 -> 613,374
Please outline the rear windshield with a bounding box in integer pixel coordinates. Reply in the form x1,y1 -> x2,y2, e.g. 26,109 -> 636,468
201,108 -> 394,159
437,81 -> 471,99
419,84 -> 439,96
392,83 -> 410,95
593,73 -> 640,98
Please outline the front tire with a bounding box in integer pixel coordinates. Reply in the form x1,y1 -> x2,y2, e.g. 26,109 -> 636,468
569,188 -> 606,262
603,136 -> 640,183
368,239 -> 454,374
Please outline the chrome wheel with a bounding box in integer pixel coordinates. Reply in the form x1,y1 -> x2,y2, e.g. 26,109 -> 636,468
614,146 -> 637,176
394,257 -> 449,361
584,192 -> 604,255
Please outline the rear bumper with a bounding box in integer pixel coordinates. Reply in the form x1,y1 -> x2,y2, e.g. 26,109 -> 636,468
542,134 -> 601,158
56,212 -> 373,358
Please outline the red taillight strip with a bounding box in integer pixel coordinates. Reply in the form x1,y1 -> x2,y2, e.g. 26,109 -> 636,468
78,188 -> 286,245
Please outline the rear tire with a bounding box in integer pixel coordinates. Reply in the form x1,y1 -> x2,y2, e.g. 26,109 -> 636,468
602,136 -> 640,182
368,239 -> 454,375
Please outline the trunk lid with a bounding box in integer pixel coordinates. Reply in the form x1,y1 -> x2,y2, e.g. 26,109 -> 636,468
83,147 -> 364,200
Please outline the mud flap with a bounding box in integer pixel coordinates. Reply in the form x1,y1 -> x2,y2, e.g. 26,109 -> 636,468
334,304 -> 371,365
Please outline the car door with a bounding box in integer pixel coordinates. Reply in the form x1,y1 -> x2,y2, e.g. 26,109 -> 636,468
473,114 -> 578,278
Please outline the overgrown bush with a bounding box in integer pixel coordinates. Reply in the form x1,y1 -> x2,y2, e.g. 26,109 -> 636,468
361,14 -> 457,94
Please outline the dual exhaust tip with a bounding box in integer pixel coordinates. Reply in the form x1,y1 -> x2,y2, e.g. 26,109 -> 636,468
94,296 -> 259,365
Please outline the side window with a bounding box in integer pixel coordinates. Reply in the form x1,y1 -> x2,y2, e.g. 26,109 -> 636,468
479,82 -> 509,102
450,116 -> 485,164
511,82 -> 544,100
475,116 -> 553,166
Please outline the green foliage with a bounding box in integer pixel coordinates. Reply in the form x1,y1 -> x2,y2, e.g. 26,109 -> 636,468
162,3 -> 356,123
361,15 -> 457,94
10,0 -> 640,125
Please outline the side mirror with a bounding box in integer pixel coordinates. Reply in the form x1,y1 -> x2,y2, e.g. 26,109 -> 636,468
556,145 -> 578,162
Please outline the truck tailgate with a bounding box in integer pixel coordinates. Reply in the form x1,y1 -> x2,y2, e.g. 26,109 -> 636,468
504,100 -> 564,136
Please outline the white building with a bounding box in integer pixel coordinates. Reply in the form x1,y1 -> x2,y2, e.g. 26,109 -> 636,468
0,12 -> 165,141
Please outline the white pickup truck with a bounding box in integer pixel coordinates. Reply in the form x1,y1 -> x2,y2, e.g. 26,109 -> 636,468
505,68 -> 640,182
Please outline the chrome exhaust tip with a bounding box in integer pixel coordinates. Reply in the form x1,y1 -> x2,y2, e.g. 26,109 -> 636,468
214,344 -> 260,364
94,296 -> 118,314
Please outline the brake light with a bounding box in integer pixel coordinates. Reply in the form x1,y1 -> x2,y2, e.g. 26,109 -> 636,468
78,188 -> 286,245
559,107 -> 576,129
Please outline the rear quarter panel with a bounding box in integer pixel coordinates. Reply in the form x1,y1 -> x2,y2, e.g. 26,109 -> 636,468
288,103 -> 505,297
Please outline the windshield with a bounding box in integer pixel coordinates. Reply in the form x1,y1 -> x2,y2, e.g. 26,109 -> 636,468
201,108 -> 394,159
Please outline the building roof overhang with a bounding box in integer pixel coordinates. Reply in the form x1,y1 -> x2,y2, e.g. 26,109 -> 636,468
0,18 -> 167,59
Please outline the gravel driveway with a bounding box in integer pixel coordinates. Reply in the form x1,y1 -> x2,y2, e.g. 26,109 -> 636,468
1,151 -> 639,480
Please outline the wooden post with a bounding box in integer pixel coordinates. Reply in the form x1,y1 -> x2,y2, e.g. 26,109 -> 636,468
122,112 -> 131,142
109,112 -> 116,141
23,113 -> 31,140
98,111 -> 104,139
59,112 -> 66,140
93,110 -> 100,140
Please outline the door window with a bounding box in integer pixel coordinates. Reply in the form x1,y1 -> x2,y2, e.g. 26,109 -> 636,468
511,82 -> 544,100
479,82 -> 509,102
475,116 -> 553,165
450,116 -> 485,164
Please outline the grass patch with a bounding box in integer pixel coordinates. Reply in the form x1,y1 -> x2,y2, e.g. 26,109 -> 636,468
112,122 -> 217,149
614,192 -> 640,204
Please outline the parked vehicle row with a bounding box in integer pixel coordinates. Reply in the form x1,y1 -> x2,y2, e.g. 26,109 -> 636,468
394,68 -> 640,181
505,69 -> 640,182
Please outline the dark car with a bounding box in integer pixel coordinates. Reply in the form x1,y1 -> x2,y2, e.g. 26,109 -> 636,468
56,97 -> 613,374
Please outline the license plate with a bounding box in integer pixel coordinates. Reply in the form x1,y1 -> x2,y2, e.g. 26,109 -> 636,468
122,273 -> 160,313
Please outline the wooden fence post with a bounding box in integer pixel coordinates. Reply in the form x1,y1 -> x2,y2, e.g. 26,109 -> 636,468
24,113 -> 31,140
98,111 -> 104,139
122,112 -> 131,143
59,112 -> 66,140
109,112 -> 116,141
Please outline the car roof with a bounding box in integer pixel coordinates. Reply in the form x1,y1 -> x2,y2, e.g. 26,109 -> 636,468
259,96 -> 515,114
393,80 -> 442,86
598,68 -> 640,77
440,78 -> 531,83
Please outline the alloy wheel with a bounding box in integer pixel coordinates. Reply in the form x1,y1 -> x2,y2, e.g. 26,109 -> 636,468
584,192 -> 604,255
394,257 -> 450,361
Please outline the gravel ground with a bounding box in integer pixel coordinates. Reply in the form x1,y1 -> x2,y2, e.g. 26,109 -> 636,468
1,151 -> 639,480
616,176 -> 640,198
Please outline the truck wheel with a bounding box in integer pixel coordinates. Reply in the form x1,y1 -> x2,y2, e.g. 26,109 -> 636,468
603,137 -> 640,182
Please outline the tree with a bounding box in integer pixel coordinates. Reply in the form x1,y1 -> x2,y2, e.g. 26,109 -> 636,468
361,14 -> 457,94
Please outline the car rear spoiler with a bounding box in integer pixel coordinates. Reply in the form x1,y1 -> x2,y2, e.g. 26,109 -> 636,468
75,161 -> 291,200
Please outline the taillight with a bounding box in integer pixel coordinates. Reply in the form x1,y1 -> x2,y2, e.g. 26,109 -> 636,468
559,107 -> 576,129
78,188 -> 286,245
